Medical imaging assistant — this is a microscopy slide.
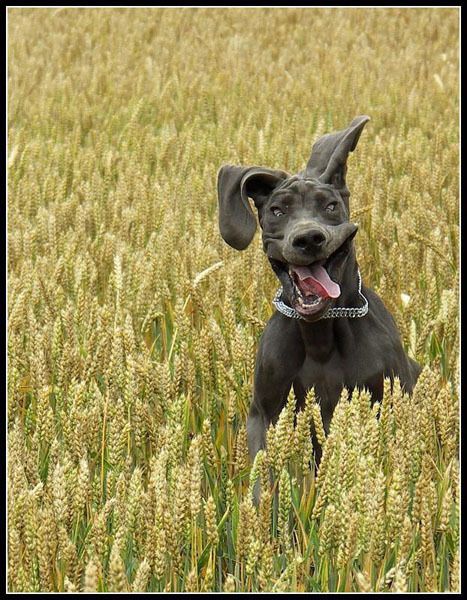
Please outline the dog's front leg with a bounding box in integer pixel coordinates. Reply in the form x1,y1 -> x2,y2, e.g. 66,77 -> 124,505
247,374 -> 295,505
246,313 -> 305,502
246,401 -> 269,460
247,365 -> 298,458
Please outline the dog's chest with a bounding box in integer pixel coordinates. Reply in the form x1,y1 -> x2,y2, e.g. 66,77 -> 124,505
295,354 -> 346,401
293,350 -> 381,417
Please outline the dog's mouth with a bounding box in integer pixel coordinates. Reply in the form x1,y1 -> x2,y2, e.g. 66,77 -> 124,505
270,235 -> 352,318
288,261 -> 338,315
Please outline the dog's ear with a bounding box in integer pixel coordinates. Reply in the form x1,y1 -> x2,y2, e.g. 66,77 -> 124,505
217,165 -> 289,250
305,115 -> 370,194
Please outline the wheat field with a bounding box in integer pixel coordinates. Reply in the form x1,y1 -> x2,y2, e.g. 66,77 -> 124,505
7,7 -> 459,593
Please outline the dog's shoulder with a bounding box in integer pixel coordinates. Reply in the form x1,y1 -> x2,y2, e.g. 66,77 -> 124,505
362,286 -> 400,333
358,285 -> 421,386
256,311 -> 304,364
259,310 -> 302,346
349,285 -> 405,358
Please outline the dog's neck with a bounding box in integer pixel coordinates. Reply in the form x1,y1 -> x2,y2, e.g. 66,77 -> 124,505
296,255 -> 362,362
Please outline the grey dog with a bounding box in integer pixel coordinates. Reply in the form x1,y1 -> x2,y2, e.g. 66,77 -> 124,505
217,115 -> 421,488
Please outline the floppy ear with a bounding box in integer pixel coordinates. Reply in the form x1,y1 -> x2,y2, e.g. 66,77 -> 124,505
305,115 -> 370,194
217,165 -> 289,250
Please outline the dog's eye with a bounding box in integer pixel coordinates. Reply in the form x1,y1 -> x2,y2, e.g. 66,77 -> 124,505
325,202 -> 337,212
272,207 -> 285,217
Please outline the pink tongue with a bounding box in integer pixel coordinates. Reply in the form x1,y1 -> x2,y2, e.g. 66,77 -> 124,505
292,264 -> 341,299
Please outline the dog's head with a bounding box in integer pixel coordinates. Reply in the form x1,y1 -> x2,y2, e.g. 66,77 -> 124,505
217,115 -> 369,322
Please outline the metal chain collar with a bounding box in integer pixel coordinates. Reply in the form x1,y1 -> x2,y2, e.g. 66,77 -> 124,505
273,269 -> 369,321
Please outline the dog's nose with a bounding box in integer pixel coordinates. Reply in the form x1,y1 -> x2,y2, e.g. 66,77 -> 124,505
292,229 -> 326,253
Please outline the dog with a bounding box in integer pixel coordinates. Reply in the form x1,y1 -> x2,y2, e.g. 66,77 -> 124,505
217,115 -> 421,489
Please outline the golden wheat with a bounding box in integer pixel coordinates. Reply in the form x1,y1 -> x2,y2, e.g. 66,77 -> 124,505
8,6 -> 459,592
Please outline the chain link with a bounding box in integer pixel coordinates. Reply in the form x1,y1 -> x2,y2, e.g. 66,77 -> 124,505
272,269 -> 368,321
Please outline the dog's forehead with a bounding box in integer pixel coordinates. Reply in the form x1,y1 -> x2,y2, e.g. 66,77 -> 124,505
273,176 -> 334,198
